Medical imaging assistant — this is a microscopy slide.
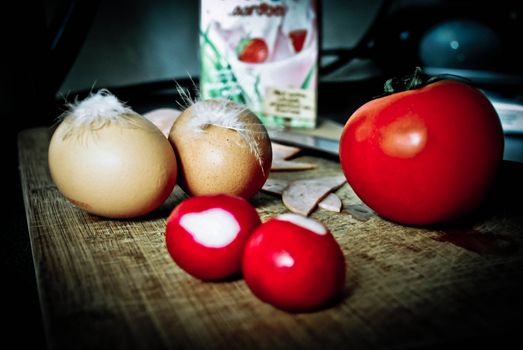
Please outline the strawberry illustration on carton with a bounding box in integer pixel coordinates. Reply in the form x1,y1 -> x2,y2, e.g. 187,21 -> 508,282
200,0 -> 318,128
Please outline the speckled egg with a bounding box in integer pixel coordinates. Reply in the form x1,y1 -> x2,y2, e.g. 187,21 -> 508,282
168,99 -> 272,199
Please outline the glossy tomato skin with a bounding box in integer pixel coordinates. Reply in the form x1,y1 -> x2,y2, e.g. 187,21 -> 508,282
165,194 -> 261,280
242,218 -> 346,312
339,80 -> 504,225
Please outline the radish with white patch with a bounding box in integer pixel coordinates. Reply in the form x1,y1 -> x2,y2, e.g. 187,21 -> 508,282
242,214 -> 346,312
165,194 -> 261,280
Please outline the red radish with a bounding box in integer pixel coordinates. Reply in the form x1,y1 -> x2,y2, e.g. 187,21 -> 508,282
165,194 -> 261,281
242,214 -> 346,312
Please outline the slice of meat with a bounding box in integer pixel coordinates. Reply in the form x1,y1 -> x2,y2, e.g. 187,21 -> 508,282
261,178 -> 289,195
143,108 -> 181,137
296,176 -> 346,189
271,160 -> 316,171
282,176 -> 346,216
344,204 -> 374,221
318,193 -> 342,212
283,183 -> 330,216
271,142 -> 302,160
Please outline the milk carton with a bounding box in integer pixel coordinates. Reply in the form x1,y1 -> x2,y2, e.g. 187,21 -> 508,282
200,0 -> 318,128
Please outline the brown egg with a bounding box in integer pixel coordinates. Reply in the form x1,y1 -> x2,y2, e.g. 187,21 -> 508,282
48,91 -> 177,218
169,99 -> 272,199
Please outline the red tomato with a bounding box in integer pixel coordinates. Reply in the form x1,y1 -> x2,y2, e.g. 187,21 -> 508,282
165,194 -> 261,280
237,38 -> 269,63
339,80 -> 504,225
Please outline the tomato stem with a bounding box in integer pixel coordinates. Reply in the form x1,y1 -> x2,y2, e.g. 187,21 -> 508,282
382,67 -> 471,96
383,67 -> 428,94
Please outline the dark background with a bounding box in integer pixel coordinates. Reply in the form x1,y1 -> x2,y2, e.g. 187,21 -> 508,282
3,0 -> 522,348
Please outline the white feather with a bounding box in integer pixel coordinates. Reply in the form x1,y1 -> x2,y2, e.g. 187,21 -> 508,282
175,85 -> 268,174
59,90 -> 138,138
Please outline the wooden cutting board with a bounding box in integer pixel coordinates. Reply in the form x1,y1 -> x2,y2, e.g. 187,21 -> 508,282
18,127 -> 523,349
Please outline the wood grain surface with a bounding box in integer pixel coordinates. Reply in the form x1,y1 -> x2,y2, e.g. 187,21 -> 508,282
18,128 -> 523,349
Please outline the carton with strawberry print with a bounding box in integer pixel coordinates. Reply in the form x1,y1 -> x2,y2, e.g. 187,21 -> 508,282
200,0 -> 318,128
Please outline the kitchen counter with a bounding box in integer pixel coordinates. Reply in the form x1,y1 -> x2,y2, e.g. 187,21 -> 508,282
18,126 -> 523,349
